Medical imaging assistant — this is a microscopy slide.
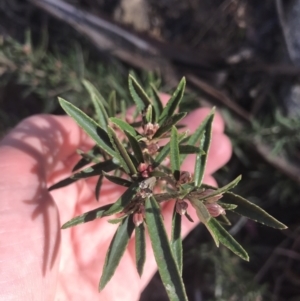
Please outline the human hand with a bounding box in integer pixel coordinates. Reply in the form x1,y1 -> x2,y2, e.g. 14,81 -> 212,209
0,105 -> 231,300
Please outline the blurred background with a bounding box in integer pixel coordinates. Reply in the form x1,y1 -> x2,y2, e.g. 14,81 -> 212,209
1,0 -> 300,300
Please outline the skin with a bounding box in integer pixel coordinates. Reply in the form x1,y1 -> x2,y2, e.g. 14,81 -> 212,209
0,104 -> 232,301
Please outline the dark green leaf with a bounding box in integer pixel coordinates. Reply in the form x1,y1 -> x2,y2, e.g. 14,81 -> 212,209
108,216 -> 127,224
82,79 -> 108,107
135,223 -> 146,277
95,174 -> 104,201
222,192 -> 287,229
194,112 -> 214,187
72,146 -> 101,172
144,105 -> 154,124
102,171 -> 132,187
61,204 -> 111,229
219,203 -> 237,210
108,91 -> 117,117
48,177 -> 77,191
72,160 -> 119,179
99,216 -> 135,290
207,218 -> 249,261
181,107 -> 215,163
185,211 -> 194,222
190,198 -> 219,246
150,84 -> 163,120
82,79 -> 109,130
158,77 -> 186,126
110,117 -> 140,138
171,205 -> 183,274
145,196 -> 188,301
103,182 -> 140,216
170,126 -> 180,181
153,131 -> 188,168
58,98 -> 116,157
178,145 -> 202,154
107,126 -> 137,175
124,131 -> 145,164
128,74 -> 152,112
153,112 -> 187,139
216,214 -> 231,226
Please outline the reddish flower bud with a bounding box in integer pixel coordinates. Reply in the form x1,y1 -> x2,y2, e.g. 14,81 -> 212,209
147,143 -> 160,155
179,171 -> 192,184
133,213 -> 144,227
143,122 -> 159,139
205,203 -> 225,217
138,163 -> 148,172
199,189 -> 223,203
176,200 -> 188,215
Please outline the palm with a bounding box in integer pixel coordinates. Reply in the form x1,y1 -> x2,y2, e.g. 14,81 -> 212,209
0,110 -> 231,301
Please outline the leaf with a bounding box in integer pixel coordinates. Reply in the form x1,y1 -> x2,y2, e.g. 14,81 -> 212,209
153,131 -> 188,168
171,205 -> 183,274
150,84 -> 163,120
196,175 -> 242,200
61,204 -> 111,229
145,105 -> 153,124
216,214 -> 231,226
181,107 -> 215,163
194,111 -> 214,187
124,131 -> 145,164
82,79 -> 108,107
222,192 -> 287,229
58,98 -> 116,157
190,198 -> 220,246
107,126 -> 137,175
72,160 -> 119,179
170,126 -> 180,181
153,112 -> 187,139
145,196 -> 188,301
178,145 -> 202,154
206,218 -> 249,261
72,146 -> 101,172
108,90 -> 117,117
102,171 -> 132,187
82,79 -> 109,130
158,77 -> 186,126
48,177 -> 77,191
103,182 -> 140,216
128,74 -> 152,112
99,216 -> 135,290
110,117 -> 140,138
95,174 -> 104,201
135,223 -> 146,277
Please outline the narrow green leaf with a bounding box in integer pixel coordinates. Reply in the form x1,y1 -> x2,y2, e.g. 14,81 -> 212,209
61,204 -> 111,229
82,79 -> 109,130
196,175 -> 242,200
48,177 -> 77,191
108,216 -> 127,224
150,84 -> 163,120
194,112 -> 214,187
72,146 -> 101,172
103,182 -> 140,216
108,90 -> 117,117
216,214 -> 231,226
153,112 -> 187,139
58,98 -> 116,157
128,74 -> 152,112
158,77 -> 186,126
72,160 -> 119,179
135,223 -> 146,277
95,174 -> 104,201
102,171 -> 132,187
179,145 -> 202,154
220,203 -> 237,210
181,107 -> 215,163
170,126 -> 180,181
120,99 -> 127,120
153,131 -> 188,167
82,79 -> 108,107
99,216 -> 135,290
124,131 -> 145,164
207,218 -> 249,261
110,117 -> 140,138
144,105 -> 154,124
145,196 -> 188,301
171,205 -> 183,274
190,198 -> 219,246
222,192 -> 288,229
107,126 -> 137,175
185,211 -> 194,222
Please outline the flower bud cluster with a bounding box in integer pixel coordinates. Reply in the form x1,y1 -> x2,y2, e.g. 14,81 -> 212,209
138,163 -> 153,178
143,122 -> 159,139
